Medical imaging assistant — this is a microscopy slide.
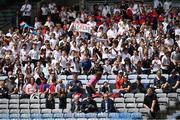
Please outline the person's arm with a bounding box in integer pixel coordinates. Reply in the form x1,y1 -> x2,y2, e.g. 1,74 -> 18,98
173,80 -> 180,89
20,5 -> 25,11
151,99 -> 156,112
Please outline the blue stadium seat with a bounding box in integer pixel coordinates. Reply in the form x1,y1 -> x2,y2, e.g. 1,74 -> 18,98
31,113 -> 42,119
64,113 -> 74,118
75,113 -> 85,118
85,113 -> 97,118
53,113 -> 64,118
109,113 -> 119,118
0,114 -> 9,119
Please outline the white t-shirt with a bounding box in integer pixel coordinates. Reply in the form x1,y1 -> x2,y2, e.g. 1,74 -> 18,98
164,38 -> 174,46
20,49 -> 28,61
161,55 -> 170,70
41,7 -> 49,15
107,29 -> 117,39
29,49 -> 40,60
103,64 -> 111,74
50,38 -> 58,50
52,50 -> 61,61
20,4 -> 32,16
152,59 -> 161,72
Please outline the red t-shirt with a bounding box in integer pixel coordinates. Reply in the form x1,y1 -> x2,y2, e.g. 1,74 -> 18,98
115,77 -> 124,89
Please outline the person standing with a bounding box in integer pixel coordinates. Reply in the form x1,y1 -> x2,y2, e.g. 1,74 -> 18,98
20,0 -> 32,25
144,87 -> 160,118
101,93 -> 116,112
86,71 -> 102,97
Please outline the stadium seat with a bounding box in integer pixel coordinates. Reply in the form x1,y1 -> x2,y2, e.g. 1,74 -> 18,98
20,99 -> 29,104
134,93 -> 145,98
53,113 -> 64,118
85,113 -> 97,118
20,113 -> 30,119
64,113 -> 74,118
78,75 -> 87,81
74,113 -> 85,118
9,113 -> 19,119
109,113 -> 119,118
131,112 -> 142,119
137,103 -> 144,108
115,98 -> 124,103
112,89 -> 120,93
125,98 -> 135,103
42,113 -> 53,119
148,74 -> 156,79
124,93 -> 134,98
9,104 -> 19,109
115,103 -> 125,108
20,109 -> 30,114
97,113 -> 108,118
155,89 -> 163,93
10,94 -> 19,99
40,104 -> 46,109
9,109 -> 19,114
9,99 -> 19,104
158,98 -> 169,105
127,108 -> 139,113
94,98 -> 103,102
157,93 -> 167,98
128,74 -> 137,80
139,74 -> 148,79
107,75 -> 116,80
30,109 -> 41,114
126,103 -> 137,108
136,98 -> 144,103
0,109 -> 9,114
139,108 -> 149,116
30,104 -> 40,109
41,109 -> 52,114
31,113 -> 42,119
0,99 -> 9,104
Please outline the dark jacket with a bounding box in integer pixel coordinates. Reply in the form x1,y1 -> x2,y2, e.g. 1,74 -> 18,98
81,99 -> 98,113
101,98 -> 116,112
70,101 -> 82,113
46,97 -> 55,109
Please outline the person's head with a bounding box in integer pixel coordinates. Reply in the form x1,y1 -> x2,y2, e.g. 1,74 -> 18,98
30,77 -> 35,85
118,71 -> 124,78
95,71 -> 102,80
123,74 -> 128,82
103,81 -> 109,87
41,78 -> 46,84
103,93 -> 109,100
73,73 -> 78,81
147,87 -> 153,96
136,76 -> 141,84
156,70 -> 162,78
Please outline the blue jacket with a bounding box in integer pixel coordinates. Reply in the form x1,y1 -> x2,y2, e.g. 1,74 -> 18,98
101,98 -> 116,112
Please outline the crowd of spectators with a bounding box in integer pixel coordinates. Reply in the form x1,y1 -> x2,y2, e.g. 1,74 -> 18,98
0,0 -> 180,118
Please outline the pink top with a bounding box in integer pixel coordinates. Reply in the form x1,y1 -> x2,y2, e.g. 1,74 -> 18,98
87,75 -> 98,87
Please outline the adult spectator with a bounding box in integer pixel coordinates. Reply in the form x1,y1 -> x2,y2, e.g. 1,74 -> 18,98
101,81 -> 110,94
81,95 -> 98,113
80,53 -> 92,75
0,81 -> 9,98
46,93 -> 55,109
39,76 -> 49,95
20,0 -> 32,25
56,80 -> 67,110
115,71 -> 124,89
101,93 -> 116,112
118,74 -> 131,94
70,94 -> 81,113
24,77 -> 38,98
86,72 -> 102,97
5,74 -> 18,94
67,73 -> 83,98
131,76 -> 145,93
164,69 -> 180,92
153,70 -> 166,89
144,87 -> 160,118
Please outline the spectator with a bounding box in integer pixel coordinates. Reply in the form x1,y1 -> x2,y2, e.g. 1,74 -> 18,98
164,69 -> 180,92
0,81 -> 9,98
20,0 -> 32,25
86,71 -> 102,97
101,81 -> 110,94
56,79 -> 67,110
131,76 -> 145,93
153,70 -> 166,89
144,87 -> 160,118
5,74 -> 18,94
24,77 -> 38,98
70,94 -> 81,113
115,71 -> 124,89
39,76 -> 49,95
118,74 -> 131,95
101,93 -> 116,112
67,73 -> 83,98
81,95 -> 98,113
46,93 -> 55,109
